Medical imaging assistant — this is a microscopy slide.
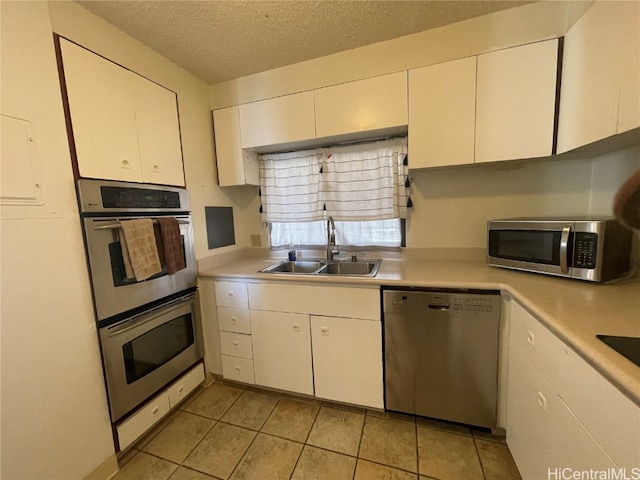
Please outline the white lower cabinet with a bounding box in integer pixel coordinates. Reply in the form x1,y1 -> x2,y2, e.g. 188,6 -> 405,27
116,363 -> 204,451
214,281 -> 384,408
506,300 -> 639,478
251,310 -> 313,395
507,340 -> 614,478
311,315 -> 383,409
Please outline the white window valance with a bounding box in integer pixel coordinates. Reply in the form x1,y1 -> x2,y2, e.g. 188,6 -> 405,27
259,137 -> 410,224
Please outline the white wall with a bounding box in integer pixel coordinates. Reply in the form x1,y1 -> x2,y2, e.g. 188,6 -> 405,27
48,0 -> 262,257
210,1 -> 592,108
407,146 -> 640,248
1,2 -> 115,478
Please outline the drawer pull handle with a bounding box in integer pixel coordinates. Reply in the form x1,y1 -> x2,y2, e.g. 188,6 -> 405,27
527,331 -> 535,347
537,392 -> 547,411
152,405 -> 160,415
232,341 -> 239,349
178,385 -> 184,394
227,291 -> 235,298
234,365 -> 241,373
230,316 -> 237,324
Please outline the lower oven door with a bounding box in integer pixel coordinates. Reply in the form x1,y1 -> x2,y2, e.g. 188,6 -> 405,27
99,292 -> 203,422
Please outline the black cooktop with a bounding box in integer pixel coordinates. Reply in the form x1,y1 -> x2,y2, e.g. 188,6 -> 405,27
596,335 -> 640,368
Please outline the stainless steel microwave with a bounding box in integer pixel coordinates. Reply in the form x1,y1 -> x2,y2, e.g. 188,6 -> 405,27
487,218 -> 633,282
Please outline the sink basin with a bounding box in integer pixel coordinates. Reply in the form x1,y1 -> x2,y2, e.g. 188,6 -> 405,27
259,259 -> 382,277
318,260 -> 382,276
259,260 -> 324,274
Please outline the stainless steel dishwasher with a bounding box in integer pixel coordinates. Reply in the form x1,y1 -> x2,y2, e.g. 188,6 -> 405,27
383,288 -> 501,428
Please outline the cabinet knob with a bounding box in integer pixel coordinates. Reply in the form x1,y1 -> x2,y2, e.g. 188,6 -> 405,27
227,291 -> 235,298
536,391 -> 547,411
292,323 -> 301,333
526,331 -> 535,347
234,365 -> 241,373
153,164 -> 160,172
230,316 -> 237,324
121,159 -> 130,169
232,341 -> 239,349
321,327 -> 329,336
177,385 -> 184,395
151,405 -> 160,415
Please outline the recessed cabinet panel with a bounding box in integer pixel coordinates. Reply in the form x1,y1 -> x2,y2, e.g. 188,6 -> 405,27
476,39 -> 558,163
239,92 -> 315,148
132,75 -> 184,186
315,72 -> 408,138
60,39 -> 142,182
558,2 -> 640,153
409,57 -> 476,168
60,38 -> 185,186
212,107 -> 259,186
250,310 -> 313,395
311,315 -> 383,409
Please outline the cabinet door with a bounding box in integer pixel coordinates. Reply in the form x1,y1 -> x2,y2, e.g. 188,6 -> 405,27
212,107 -> 259,186
250,310 -> 313,395
507,341 -> 615,479
239,92 -> 315,148
315,72 -> 408,139
60,39 -> 142,182
408,57 -> 476,168
132,75 -> 184,186
310,316 -> 383,409
558,2 -> 640,153
475,39 -> 558,163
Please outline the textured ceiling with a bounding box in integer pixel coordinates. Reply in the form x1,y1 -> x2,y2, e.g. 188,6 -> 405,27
76,1 -> 536,85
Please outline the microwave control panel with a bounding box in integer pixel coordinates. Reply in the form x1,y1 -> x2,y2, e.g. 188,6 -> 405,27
574,232 -> 598,269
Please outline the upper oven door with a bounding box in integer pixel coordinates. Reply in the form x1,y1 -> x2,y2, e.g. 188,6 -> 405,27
83,214 -> 197,321
487,220 -> 574,277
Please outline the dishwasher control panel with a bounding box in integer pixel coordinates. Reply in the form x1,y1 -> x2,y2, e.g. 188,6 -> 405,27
383,289 -> 500,318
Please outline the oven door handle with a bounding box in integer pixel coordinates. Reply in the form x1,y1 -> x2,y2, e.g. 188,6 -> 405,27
93,219 -> 190,231
559,225 -> 571,274
106,294 -> 194,337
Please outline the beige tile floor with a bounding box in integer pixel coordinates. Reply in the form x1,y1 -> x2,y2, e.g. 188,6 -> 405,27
114,378 -> 522,480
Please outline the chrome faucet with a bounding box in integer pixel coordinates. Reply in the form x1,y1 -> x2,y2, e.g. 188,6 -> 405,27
326,216 -> 339,261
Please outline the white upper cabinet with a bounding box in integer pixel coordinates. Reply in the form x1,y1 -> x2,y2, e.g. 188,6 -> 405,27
557,2 -> 640,154
409,57 -> 476,168
61,39 -> 141,182
60,38 -> 184,186
212,107 -> 259,186
314,72 -> 408,139
239,91 -> 315,149
475,39 -> 559,163
131,74 -> 185,186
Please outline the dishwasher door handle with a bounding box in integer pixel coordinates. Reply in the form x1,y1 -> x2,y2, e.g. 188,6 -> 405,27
428,304 -> 449,311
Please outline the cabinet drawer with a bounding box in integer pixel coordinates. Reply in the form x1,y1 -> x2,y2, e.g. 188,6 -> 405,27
167,363 -> 205,409
215,281 -> 248,309
510,300 -> 566,390
218,307 -> 251,334
116,393 -> 170,451
248,283 -> 380,320
220,331 -> 253,359
221,355 -> 255,384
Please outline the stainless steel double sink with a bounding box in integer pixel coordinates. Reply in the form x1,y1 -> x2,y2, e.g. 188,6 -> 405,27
259,259 -> 382,277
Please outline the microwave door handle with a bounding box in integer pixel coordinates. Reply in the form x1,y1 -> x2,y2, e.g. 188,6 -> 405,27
560,226 -> 571,274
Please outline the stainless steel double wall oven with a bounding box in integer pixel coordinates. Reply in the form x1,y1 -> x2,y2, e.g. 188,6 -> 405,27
77,179 -> 203,423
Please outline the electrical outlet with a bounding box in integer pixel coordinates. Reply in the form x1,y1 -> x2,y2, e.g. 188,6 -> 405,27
250,234 -> 262,247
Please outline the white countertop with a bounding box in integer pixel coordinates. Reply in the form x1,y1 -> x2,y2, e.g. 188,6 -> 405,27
199,251 -> 640,407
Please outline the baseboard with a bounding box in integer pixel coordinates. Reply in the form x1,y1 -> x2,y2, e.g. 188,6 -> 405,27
83,454 -> 118,480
